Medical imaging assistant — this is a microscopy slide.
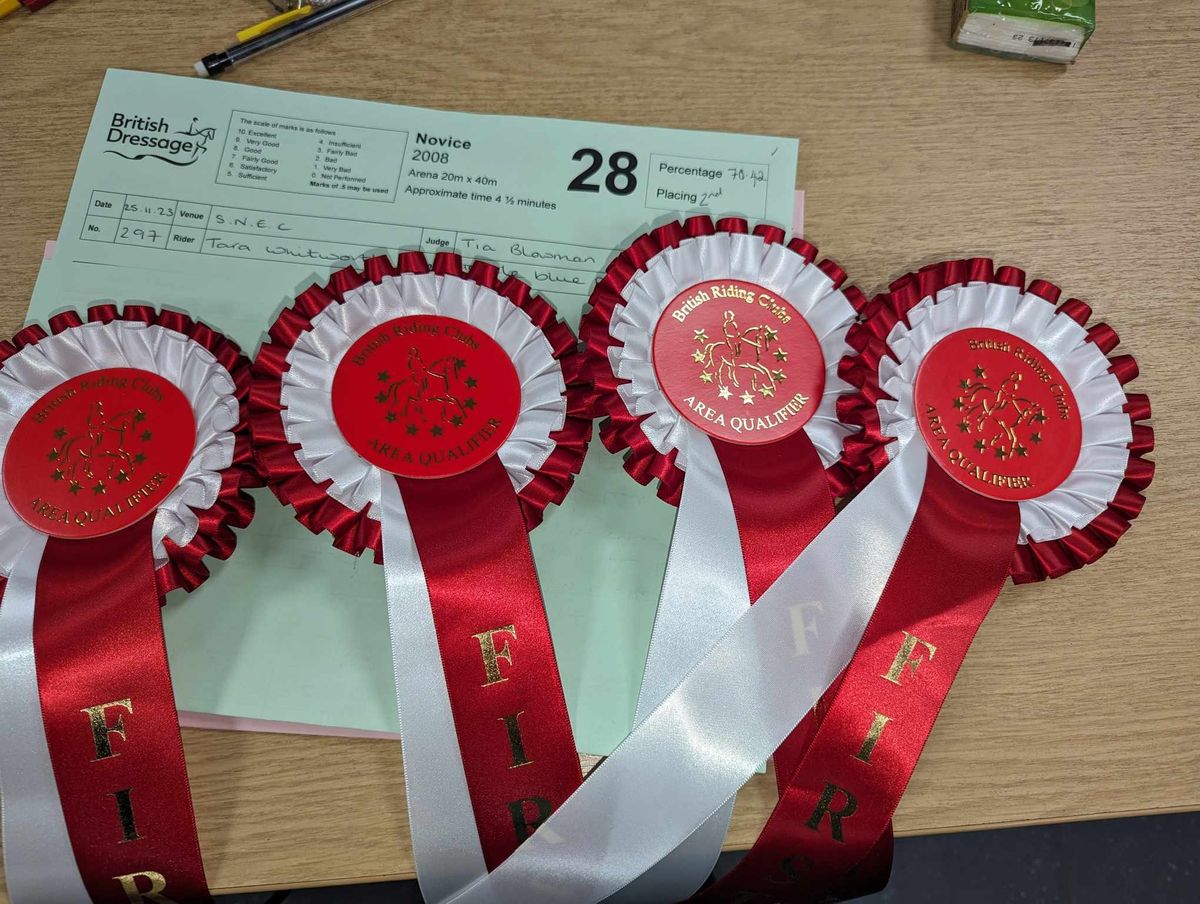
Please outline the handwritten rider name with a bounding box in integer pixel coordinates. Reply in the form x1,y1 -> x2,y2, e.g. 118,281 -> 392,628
332,315 -> 521,478
652,280 -> 826,446
914,328 -> 1082,502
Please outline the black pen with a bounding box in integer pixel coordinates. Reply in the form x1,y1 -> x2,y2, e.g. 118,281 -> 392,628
195,0 -> 398,78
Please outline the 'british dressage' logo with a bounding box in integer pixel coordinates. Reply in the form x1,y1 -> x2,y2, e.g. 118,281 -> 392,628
103,113 -> 216,167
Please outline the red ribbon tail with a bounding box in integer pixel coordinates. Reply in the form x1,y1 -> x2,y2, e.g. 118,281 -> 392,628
34,518 -> 211,904
398,457 -> 582,869
695,457 -> 1018,903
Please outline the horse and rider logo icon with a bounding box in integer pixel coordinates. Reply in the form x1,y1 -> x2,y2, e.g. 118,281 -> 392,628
953,365 -> 1048,460
374,346 -> 479,438
46,401 -> 153,496
692,310 -> 790,405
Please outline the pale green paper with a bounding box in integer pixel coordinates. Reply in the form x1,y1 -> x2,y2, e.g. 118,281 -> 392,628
28,70 -> 798,755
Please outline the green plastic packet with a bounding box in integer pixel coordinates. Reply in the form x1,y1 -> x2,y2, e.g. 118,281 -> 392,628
953,1 -> 1096,63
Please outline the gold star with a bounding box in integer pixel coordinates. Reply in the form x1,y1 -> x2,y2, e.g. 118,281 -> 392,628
1033,412 -> 1048,424
92,481 -> 106,495
974,440 -> 986,452
68,481 -> 81,495
691,350 -> 706,363
699,372 -> 714,383
693,329 -> 708,343
758,385 -> 774,398
959,378 -> 970,390
763,327 -> 779,342
718,386 -> 732,400
1031,432 -> 1043,444
994,447 -> 1007,459
116,471 -> 129,483
958,420 -> 970,433
774,348 -> 788,362
1016,445 -> 1028,457
51,469 -> 64,481
953,398 -> 964,409
974,365 -> 986,379
772,369 -> 786,382
740,390 -> 755,405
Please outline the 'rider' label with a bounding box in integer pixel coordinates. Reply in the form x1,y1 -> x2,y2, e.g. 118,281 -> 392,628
330,315 -> 521,478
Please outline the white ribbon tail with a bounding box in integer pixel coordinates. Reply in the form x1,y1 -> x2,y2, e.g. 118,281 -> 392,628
437,439 -> 928,904
604,432 -> 748,903
378,477 -> 487,902
0,532 -> 93,904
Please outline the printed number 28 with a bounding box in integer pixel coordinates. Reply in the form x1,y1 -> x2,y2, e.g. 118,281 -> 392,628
568,148 -> 638,196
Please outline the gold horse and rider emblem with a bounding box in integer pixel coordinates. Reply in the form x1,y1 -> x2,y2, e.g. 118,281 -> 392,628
48,401 -> 154,495
915,328 -> 1082,502
3,368 -> 196,539
692,310 -> 792,405
953,367 -> 1050,461
652,280 -> 827,445
331,315 -> 522,478
375,346 -> 477,434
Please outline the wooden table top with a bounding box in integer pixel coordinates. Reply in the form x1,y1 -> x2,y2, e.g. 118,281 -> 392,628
1,0 -> 1197,897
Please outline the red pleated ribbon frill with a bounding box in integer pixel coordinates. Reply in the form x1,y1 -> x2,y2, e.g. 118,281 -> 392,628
838,258 -> 1154,583
0,307 -> 258,904
695,259 -> 1153,903
250,252 -> 592,869
250,251 -> 592,561
579,214 -> 869,505
3,306 -> 261,594
581,217 -> 903,900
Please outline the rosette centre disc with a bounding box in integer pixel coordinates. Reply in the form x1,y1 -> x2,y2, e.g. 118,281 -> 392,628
914,327 -> 1083,502
651,279 -> 825,445
331,315 -> 521,478
3,367 -> 196,539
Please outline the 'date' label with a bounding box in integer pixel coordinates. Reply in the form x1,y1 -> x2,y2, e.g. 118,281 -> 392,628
914,327 -> 1082,502
331,315 -> 521,478
651,279 -> 825,445
2,367 -> 196,539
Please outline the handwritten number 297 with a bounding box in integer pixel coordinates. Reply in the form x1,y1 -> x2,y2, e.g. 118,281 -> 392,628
568,149 -> 638,196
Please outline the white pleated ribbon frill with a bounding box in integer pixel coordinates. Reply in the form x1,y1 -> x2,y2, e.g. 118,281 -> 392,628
278,272 -> 567,904
874,281 -> 1132,543
427,280 -> 1132,904
603,232 -> 859,903
0,319 -> 238,904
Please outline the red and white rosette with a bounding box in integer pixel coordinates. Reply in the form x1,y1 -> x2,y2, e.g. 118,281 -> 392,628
580,215 -> 874,901
251,252 -> 590,902
842,259 -> 1154,581
0,306 -> 256,904
699,259 -> 1154,903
